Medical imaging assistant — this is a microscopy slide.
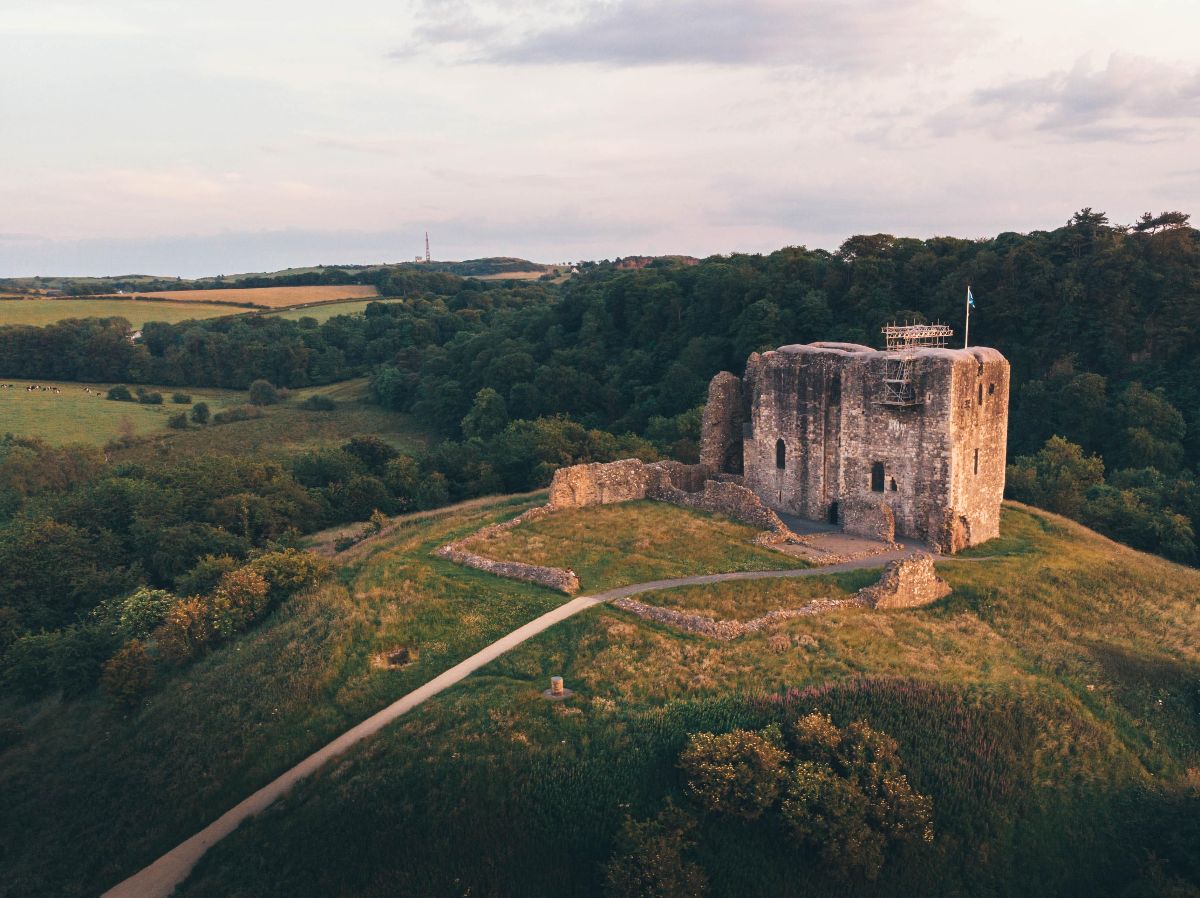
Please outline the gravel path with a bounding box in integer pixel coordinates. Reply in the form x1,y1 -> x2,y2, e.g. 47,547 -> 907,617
101,549 -> 914,898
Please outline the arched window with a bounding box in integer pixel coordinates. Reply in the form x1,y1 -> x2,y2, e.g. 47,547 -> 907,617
775,438 -> 786,469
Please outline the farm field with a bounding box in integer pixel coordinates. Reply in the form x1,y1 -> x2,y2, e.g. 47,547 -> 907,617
266,298 -> 402,322
0,380 -> 244,445
113,284 -> 379,308
2,499 -> 1197,897
0,298 -> 239,328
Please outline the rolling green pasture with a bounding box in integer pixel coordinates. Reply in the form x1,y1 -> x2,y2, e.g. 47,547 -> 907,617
1,501 -> 1198,897
0,380 -> 243,445
0,298 -> 237,328
266,298 -> 404,322
463,500 -> 797,589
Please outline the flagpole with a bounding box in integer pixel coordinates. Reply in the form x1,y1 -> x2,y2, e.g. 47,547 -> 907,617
964,285 -> 971,348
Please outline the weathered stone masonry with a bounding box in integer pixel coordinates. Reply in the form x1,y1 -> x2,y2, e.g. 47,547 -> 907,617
702,340 -> 1009,553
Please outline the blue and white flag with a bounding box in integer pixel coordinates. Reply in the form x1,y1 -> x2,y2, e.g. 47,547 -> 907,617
967,286 -> 976,308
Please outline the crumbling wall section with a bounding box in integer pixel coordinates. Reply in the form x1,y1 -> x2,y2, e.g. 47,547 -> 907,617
433,505 -> 581,594
700,370 -> 744,474
855,553 -> 951,609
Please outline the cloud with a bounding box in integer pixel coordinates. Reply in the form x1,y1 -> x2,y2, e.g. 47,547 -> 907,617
397,0 -> 976,72
935,54 -> 1200,142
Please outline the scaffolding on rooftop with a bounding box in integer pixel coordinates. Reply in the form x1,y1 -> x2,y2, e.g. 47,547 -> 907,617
879,322 -> 955,406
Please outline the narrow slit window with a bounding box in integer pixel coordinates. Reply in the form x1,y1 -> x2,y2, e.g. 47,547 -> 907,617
871,462 -> 885,492
889,477 -> 898,492
775,438 -> 786,469
974,448 -> 979,475
977,383 -> 983,405
988,382 -> 996,395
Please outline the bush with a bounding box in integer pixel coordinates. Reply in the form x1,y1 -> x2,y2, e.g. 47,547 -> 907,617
171,393 -> 192,404
244,549 -> 332,606
248,379 -> 280,406
167,412 -> 189,430
1,624 -> 115,700
92,587 -> 178,640
211,405 -> 264,426
175,554 -> 240,597
190,401 -> 211,425
153,597 -> 214,665
101,640 -> 154,708
135,388 -> 163,405
106,385 -> 133,402
300,394 -> 336,411
679,726 -> 791,819
604,803 -> 707,898
206,568 -> 270,639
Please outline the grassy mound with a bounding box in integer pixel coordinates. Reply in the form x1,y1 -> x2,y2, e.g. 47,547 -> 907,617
1,501 -> 1197,897
461,500 -> 797,590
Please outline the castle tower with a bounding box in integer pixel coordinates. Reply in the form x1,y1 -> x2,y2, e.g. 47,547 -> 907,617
700,328 -> 1009,553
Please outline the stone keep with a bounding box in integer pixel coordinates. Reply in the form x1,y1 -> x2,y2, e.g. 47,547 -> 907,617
701,340 -> 1010,553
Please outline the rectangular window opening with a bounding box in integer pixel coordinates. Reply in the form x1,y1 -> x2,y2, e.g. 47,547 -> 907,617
988,382 -> 996,395
871,462 -> 885,492
973,448 -> 979,475
977,383 -> 983,405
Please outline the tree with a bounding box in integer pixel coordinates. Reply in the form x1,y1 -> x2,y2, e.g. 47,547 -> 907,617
679,726 -> 791,819
190,401 -> 210,425
248,379 -> 280,406
153,597 -> 213,664
1007,436 -> 1105,518
167,412 -> 189,430
106,385 -> 133,402
206,568 -> 270,639
461,388 -> 510,441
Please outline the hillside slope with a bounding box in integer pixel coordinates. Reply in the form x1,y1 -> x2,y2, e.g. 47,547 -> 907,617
1,501 -> 1197,897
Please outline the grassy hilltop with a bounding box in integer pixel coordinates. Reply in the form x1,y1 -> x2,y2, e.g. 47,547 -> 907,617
1,499 -> 1196,897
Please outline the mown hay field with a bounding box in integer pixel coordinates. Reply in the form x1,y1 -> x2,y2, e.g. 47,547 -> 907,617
113,284 -> 379,308
0,298 -> 239,328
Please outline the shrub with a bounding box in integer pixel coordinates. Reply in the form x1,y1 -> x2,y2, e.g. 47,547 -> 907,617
106,385 -> 133,402
175,554 -> 240,597
211,405 -> 264,426
0,717 -> 24,751
333,535 -> 357,552
190,401 -> 211,425
300,394 -> 336,411
244,549 -> 332,606
206,568 -> 270,639
136,388 -> 163,405
101,640 -> 154,708
171,393 -> 192,404
92,587 -> 178,640
248,379 -> 280,406
1,625 -> 115,699
167,412 -> 189,430
679,726 -> 790,819
153,597 -> 214,664
604,803 -> 707,898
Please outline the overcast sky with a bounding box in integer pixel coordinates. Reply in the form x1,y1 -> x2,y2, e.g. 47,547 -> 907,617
2,0 -> 1198,277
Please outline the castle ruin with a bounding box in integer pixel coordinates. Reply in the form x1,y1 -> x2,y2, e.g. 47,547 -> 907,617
701,327 -> 1009,553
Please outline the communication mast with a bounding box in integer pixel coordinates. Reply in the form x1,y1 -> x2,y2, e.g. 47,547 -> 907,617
425,232 -> 430,263
878,322 -> 954,406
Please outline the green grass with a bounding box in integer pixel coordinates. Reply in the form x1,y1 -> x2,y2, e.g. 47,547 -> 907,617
3,500 -> 1200,897
265,298 -> 404,322
650,568 -> 881,621
0,380 -> 246,445
462,500 -> 798,590
0,298 -> 238,328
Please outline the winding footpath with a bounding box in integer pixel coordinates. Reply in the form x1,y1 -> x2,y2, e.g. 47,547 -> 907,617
102,549 -> 913,898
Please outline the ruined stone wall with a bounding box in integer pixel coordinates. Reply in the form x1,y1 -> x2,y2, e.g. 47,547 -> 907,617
433,505 -> 581,594
547,458 -> 651,508
855,553 -> 951,609
700,371 -> 744,474
736,341 -> 1007,552
840,497 -> 896,544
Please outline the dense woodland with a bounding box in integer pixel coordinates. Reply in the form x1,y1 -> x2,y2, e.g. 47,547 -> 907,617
3,209 -> 1200,699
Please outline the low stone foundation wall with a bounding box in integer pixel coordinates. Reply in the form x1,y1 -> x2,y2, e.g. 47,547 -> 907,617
612,595 -> 864,640
433,505 -> 580,594
855,553 -> 951,609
